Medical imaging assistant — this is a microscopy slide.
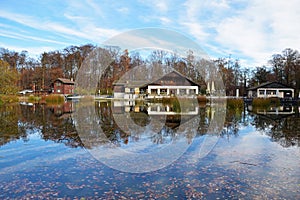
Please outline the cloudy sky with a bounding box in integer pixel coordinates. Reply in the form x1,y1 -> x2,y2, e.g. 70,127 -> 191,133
0,0 -> 299,67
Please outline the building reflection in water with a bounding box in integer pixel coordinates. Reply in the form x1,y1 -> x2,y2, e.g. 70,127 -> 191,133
247,104 -> 300,147
0,100 -> 298,151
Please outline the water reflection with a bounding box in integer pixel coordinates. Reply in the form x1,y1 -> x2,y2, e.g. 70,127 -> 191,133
89,100 -> 227,146
247,104 -> 300,147
0,101 -> 299,149
0,102 -> 82,148
0,101 -> 300,198
74,99 -> 226,173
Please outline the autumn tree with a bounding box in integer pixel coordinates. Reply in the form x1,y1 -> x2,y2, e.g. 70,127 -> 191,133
215,58 -> 235,96
0,60 -> 19,94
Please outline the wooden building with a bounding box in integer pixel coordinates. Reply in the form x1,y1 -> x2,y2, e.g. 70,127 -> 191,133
52,78 -> 75,95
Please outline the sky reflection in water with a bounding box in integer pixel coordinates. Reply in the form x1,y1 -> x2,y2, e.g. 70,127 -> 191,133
0,102 -> 299,199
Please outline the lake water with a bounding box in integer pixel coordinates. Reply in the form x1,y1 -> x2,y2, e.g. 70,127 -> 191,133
0,100 -> 299,199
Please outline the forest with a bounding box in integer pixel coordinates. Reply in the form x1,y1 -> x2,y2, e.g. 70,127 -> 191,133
0,44 -> 299,97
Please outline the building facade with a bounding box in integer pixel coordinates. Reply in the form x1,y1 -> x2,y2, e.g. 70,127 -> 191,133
113,70 -> 200,99
52,78 -> 75,95
247,82 -> 294,98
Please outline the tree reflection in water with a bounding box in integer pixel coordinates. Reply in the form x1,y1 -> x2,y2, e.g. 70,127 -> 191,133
0,101 -> 299,149
249,104 -> 300,147
0,102 -> 82,148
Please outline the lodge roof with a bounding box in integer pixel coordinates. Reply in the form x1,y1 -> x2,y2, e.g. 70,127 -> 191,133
248,82 -> 294,91
56,78 -> 75,85
149,70 -> 200,87
113,70 -> 200,88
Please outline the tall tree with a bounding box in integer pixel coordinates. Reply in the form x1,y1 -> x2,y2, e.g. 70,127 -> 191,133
270,48 -> 300,87
0,60 -> 19,94
249,66 -> 271,87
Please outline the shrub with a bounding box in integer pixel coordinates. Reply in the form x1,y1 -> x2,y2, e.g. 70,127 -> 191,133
28,95 -> 40,102
0,95 -> 19,105
252,98 -> 271,108
227,98 -> 244,110
269,97 -> 280,106
45,95 -> 65,104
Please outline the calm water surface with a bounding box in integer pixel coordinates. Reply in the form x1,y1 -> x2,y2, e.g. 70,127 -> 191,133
0,101 -> 299,199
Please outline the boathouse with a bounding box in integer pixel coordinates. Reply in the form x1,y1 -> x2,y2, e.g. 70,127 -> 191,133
247,82 -> 294,98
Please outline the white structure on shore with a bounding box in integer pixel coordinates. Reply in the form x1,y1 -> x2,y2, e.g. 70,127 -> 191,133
113,70 -> 201,99
247,82 -> 294,98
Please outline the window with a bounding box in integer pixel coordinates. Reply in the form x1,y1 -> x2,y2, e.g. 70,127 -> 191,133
56,82 -> 61,86
267,90 -> 276,95
259,90 -> 265,95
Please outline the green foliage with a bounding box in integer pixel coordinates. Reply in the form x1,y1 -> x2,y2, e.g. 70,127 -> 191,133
200,88 -> 207,95
252,98 -> 270,107
28,95 -> 40,102
45,95 -> 65,104
252,98 -> 279,108
0,60 -> 19,94
0,95 -> 19,105
0,104 -> 21,145
227,98 -> 244,110
100,88 -> 113,95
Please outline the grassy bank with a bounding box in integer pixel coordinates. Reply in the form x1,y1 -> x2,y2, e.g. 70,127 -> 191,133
43,95 -> 65,104
20,94 -> 65,104
0,95 -> 19,106
252,97 -> 280,108
227,98 -> 244,110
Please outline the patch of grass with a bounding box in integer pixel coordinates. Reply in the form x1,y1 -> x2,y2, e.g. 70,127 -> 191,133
227,98 -> 244,110
28,95 -> 40,102
0,95 -> 19,105
252,97 -> 280,108
269,97 -> 281,106
44,95 -> 65,104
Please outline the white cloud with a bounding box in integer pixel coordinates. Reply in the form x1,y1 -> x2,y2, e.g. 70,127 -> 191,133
117,7 -> 130,15
0,0 -> 299,67
0,29 -> 69,45
139,0 -> 169,13
159,17 -> 172,25
0,10 -> 119,45
176,0 -> 300,66
0,42 -> 58,58
179,0 -> 230,44
214,0 -> 300,66
180,22 -> 208,42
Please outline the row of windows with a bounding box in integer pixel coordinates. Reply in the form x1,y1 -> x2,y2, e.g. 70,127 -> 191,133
259,90 -> 277,95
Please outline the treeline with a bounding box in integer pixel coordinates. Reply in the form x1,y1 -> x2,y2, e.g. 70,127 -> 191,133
0,45 -> 299,96
0,44 -> 95,93
215,48 -> 300,96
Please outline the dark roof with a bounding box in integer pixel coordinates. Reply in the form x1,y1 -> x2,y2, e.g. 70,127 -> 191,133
248,82 -> 293,91
56,78 -> 75,84
146,70 -> 200,87
113,70 -> 200,88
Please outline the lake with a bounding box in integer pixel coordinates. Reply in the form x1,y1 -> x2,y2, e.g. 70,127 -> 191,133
0,100 -> 299,199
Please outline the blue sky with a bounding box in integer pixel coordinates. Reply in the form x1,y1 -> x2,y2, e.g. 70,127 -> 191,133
0,0 -> 299,67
